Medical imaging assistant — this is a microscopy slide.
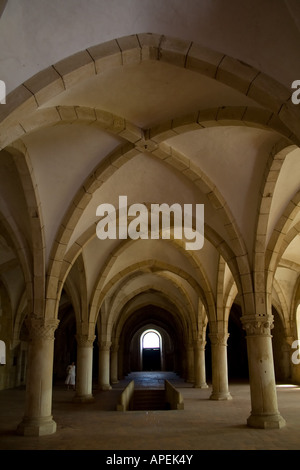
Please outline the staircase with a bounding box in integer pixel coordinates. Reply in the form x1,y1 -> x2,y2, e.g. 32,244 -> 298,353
132,389 -> 168,411
116,374 -> 184,411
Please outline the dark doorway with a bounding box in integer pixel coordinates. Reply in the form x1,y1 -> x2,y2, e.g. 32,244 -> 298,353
143,348 -> 161,370
142,330 -> 161,371
227,304 -> 248,379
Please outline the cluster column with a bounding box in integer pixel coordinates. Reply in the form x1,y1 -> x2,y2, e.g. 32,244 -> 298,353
242,314 -> 286,428
17,316 -> 59,436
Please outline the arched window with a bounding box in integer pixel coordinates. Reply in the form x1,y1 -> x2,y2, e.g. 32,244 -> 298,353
0,340 -> 6,365
143,331 -> 160,349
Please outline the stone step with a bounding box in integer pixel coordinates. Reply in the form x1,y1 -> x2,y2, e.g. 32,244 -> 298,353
132,389 -> 167,410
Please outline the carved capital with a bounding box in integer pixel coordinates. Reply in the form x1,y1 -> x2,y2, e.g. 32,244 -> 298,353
241,314 -> 273,337
98,341 -> 112,351
27,316 -> 60,341
111,344 -> 119,353
284,335 -> 295,347
209,333 -> 229,346
76,334 -> 95,348
193,338 -> 206,350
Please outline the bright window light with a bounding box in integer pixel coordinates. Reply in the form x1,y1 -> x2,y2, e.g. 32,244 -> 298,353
143,331 -> 160,349
276,384 -> 300,389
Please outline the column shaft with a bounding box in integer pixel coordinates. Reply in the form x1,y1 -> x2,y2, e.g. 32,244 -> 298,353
242,315 -> 286,428
186,344 -> 194,382
194,340 -> 208,388
98,341 -> 112,390
17,317 -> 59,436
74,335 -> 95,403
209,333 -> 232,400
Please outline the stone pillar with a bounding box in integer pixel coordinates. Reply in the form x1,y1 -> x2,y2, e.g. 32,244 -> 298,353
193,339 -> 208,388
98,341 -> 112,390
209,332 -> 232,400
242,314 -> 286,428
73,334 -> 95,403
186,343 -> 194,383
110,344 -> 119,384
17,316 -> 59,436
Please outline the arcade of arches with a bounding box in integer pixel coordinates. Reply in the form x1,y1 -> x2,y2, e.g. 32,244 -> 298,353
0,0 -> 300,439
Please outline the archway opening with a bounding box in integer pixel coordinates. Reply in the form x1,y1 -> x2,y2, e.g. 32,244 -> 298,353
227,304 -> 248,380
53,290 -> 77,384
122,305 -> 180,374
141,329 -> 162,371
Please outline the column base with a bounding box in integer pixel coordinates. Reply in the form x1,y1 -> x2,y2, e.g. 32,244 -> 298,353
17,415 -> 57,436
99,384 -> 112,391
247,412 -> 286,429
73,394 -> 95,403
210,391 -> 232,400
194,382 -> 209,389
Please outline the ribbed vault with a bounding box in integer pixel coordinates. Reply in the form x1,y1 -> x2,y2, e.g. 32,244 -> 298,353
0,13 -> 300,433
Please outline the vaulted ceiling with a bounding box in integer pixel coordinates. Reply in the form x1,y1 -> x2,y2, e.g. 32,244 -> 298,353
0,0 -> 300,344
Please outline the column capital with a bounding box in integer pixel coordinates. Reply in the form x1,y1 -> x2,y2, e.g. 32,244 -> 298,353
284,335 -> 295,347
26,315 -> 59,341
185,341 -> 194,351
76,334 -> 95,348
209,332 -> 229,346
111,343 -> 119,353
241,314 -> 273,337
98,340 -> 112,350
193,338 -> 206,350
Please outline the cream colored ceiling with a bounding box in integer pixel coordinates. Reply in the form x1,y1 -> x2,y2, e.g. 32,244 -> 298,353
0,0 -> 299,335
42,62 -> 262,127
2,0 -> 300,92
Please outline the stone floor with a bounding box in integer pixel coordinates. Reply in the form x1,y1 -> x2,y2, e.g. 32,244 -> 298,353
1,371 -> 300,451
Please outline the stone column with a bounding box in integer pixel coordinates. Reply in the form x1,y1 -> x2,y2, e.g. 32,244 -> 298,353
242,314 -> 286,428
110,344 -> 119,384
73,334 -> 95,403
193,339 -> 208,388
17,316 -> 59,436
186,343 -> 194,383
209,332 -> 232,400
98,341 -> 112,390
